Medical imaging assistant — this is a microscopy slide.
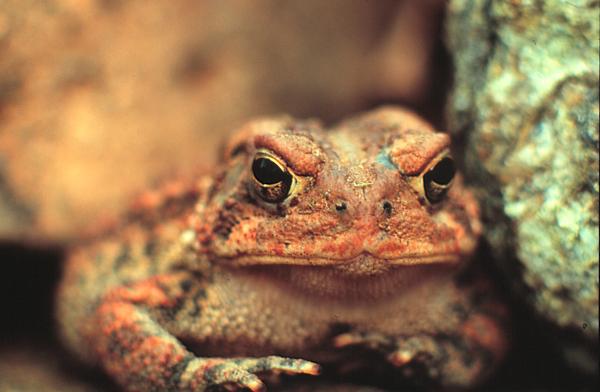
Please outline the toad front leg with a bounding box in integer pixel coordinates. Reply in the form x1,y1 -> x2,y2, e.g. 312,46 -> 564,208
333,283 -> 508,388
88,273 -> 319,391
56,180 -> 319,391
91,272 -> 319,391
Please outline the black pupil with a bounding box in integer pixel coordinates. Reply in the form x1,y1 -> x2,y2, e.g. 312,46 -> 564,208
429,157 -> 455,185
252,158 -> 286,185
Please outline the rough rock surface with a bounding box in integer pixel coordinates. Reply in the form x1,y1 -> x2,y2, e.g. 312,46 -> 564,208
446,0 -> 599,372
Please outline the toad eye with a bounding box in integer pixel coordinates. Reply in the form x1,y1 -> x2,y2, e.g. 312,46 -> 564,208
423,156 -> 456,203
251,152 -> 294,203
252,157 -> 288,185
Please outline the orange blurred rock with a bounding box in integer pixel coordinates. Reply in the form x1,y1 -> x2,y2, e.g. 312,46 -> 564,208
0,0 -> 443,242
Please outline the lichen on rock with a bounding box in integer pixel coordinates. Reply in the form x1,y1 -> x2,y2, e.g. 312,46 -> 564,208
446,0 -> 599,373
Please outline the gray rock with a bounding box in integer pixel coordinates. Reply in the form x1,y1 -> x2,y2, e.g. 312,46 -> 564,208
446,0 -> 599,373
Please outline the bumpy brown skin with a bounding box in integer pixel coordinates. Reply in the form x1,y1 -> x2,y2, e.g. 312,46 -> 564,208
57,107 -> 509,391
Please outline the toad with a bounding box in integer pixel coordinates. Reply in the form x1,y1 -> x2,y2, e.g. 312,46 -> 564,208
57,107 -> 508,391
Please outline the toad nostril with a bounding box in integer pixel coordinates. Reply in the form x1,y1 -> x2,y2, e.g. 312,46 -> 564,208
335,201 -> 347,212
382,201 -> 393,216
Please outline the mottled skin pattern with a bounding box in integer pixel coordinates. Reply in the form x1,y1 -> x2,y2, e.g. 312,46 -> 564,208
57,107 -> 508,391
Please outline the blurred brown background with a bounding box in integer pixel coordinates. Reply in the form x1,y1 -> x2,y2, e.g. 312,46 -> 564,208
0,0 -> 448,242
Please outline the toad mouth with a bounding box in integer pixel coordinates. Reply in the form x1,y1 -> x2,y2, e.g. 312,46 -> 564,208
221,252 -> 461,267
